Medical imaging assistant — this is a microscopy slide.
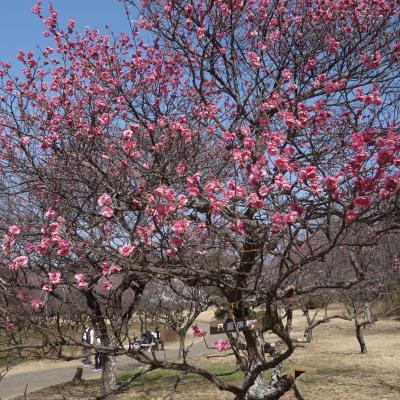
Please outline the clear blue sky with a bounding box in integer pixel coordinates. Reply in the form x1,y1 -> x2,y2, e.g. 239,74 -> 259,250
0,0 -> 130,66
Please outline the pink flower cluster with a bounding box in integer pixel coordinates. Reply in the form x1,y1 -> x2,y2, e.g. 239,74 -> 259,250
45,207 -> 57,219
355,87 -> 382,106
192,324 -> 207,337
214,339 -> 230,352
43,271 -> 62,292
230,219 -> 246,235
8,225 -> 21,235
98,194 -> 113,218
101,281 -> 112,290
247,51 -> 261,68
101,262 -> 122,275
9,255 -> 28,271
353,196 -> 372,209
49,271 -> 62,283
172,219 -> 190,235
31,298 -> 44,311
34,224 -> 71,257
271,211 -> 299,233
187,173 -> 201,197
119,244 -> 135,257
75,273 -> 88,289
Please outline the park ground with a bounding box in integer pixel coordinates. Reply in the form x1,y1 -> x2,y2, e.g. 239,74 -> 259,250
5,306 -> 400,400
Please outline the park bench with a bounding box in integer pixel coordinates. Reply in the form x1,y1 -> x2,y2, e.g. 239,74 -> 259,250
129,337 -> 155,352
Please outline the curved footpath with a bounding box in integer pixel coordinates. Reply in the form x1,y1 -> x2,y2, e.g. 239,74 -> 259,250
0,321 -> 224,399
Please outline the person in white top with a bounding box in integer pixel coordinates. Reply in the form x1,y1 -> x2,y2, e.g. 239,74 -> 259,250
82,326 -> 94,366
94,336 -> 102,371
152,327 -> 164,350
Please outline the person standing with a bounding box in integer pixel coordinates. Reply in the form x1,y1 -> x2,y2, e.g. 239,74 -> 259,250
82,326 -> 94,366
94,335 -> 102,371
152,327 -> 164,351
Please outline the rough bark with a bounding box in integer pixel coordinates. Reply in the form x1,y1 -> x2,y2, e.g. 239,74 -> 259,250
364,304 -> 373,330
355,319 -> 368,353
101,353 -> 117,399
178,330 -> 186,359
244,330 -> 267,399
72,367 -> 83,383
293,383 -> 305,400
304,326 -> 313,342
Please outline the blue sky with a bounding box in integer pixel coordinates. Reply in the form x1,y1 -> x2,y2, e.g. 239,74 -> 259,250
0,1 -> 130,66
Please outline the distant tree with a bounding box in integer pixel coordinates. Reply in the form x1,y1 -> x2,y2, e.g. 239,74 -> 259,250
138,279 -> 211,358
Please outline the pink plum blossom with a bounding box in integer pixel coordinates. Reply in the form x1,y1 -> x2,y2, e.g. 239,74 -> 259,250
214,339 -> 231,352
8,226 -> 21,235
172,219 -> 190,234
98,194 -> 112,207
166,249 -> 176,257
10,255 -> 28,270
75,273 -> 88,289
42,283 -> 53,292
119,244 -> 135,257
31,298 -> 44,311
101,262 -> 110,275
192,324 -> 207,337
102,281 -> 112,290
231,219 -> 246,235
48,272 -> 61,284
100,206 -> 114,218
345,210 -> 359,221
353,196 -> 372,209
110,264 -> 122,274
45,207 -> 57,219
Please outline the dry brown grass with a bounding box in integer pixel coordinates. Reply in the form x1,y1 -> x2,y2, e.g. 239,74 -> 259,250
290,315 -> 400,400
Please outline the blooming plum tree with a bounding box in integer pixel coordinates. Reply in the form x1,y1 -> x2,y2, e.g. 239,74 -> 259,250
0,0 -> 399,399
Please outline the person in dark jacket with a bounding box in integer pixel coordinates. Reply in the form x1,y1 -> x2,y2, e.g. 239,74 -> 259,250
93,335 -> 102,371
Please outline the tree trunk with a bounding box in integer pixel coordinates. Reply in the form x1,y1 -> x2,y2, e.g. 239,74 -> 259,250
101,353 -> 117,399
72,367 -> 82,383
236,330 -> 293,400
364,303 -> 373,330
293,383 -> 305,400
244,330 -> 266,399
265,343 -> 282,387
178,330 -> 186,359
355,319 -> 367,353
303,309 -> 313,342
139,315 -> 144,334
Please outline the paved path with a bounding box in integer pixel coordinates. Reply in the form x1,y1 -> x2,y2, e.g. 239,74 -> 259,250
0,321 -> 225,400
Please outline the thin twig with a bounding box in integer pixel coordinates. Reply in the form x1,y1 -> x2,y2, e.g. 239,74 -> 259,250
163,371 -> 187,400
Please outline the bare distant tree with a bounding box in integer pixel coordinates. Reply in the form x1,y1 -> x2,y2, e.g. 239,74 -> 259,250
138,279 -> 211,358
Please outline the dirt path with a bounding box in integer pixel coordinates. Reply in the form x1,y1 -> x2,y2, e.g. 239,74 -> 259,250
0,356 -> 138,400
0,321 -> 224,400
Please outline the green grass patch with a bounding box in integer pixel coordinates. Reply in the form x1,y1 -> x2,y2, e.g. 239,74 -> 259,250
117,361 -> 245,387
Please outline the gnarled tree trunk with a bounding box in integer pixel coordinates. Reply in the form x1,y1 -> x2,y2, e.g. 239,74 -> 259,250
304,326 -> 313,342
303,309 -> 313,342
364,303 -> 373,330
243,330 -> 267,399
178,329 -> 186,359
101,353 -> 117,399
355,318 -> 367,353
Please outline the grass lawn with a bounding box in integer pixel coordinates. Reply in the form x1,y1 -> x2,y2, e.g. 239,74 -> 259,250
13,360 -> 243,400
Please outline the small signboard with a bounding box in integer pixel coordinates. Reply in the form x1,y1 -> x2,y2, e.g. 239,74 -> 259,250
210,318 -> 261,334
284,366 -> 314,381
